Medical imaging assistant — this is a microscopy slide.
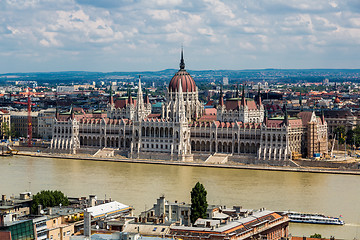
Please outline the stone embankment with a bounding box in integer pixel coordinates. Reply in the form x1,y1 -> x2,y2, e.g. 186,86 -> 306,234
15,150 -> 360,176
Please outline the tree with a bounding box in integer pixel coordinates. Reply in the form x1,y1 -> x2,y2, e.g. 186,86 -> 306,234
31,190 -> 69,214
334,126 -> 346,144
310,233 -> 322,238
190,182 -> 208,224
1,122 -> 11,139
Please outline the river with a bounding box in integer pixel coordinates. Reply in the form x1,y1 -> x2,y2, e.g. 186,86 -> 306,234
1,155 -> 359,239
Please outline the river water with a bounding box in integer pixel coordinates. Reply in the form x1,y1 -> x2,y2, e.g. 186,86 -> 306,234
1,155 -> 359,239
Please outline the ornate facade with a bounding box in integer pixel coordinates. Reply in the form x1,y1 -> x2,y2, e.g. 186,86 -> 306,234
50,52 -> 328,164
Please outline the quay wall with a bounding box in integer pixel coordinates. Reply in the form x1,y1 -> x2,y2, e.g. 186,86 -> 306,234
15,151 -> 360,176
294,159 -> 360,169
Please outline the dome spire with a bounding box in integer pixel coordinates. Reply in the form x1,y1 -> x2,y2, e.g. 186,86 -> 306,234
180,47 -> 185,70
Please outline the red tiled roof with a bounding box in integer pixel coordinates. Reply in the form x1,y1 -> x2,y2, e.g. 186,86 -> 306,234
169,69 -> 196,92
204,108 -> 217,115
114,98 -> 137,109
147,114 -> 161,118
198,115 -> 217,122
225,99 -> 258,111
297,112 -> 313,126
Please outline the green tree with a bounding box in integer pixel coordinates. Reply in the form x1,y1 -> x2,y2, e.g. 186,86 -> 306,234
1,122 -> 11,139
190,182 -> 208,224
31,190 -> 69,214
310,233 -> 322,238
334,126 -> 346,144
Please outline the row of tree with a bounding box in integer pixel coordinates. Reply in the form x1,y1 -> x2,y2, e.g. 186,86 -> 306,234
334,125 -> 360,147
1,122 -> 17,139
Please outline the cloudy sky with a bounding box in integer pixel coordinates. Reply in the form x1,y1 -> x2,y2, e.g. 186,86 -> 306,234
1,0 -> 360,73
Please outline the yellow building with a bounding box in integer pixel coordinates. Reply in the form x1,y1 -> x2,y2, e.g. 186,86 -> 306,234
46,216 -> 75,240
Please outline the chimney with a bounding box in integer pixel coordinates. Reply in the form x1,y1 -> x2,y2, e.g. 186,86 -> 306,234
1,195 -> 6,202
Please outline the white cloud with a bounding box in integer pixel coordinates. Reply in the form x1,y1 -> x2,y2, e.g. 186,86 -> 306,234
1,0 -> 360,72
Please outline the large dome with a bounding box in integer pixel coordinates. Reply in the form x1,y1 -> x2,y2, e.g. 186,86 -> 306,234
168,49 -> 197,93
169,69 -> 196,92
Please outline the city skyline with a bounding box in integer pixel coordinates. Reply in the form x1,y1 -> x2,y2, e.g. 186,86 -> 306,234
1,0 -> 360,73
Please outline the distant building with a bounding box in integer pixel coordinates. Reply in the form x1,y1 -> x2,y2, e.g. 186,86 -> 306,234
0,109 -> 11,139
324,109 -> 357,139
57,86 -> 75,93
222,77 -> 229,86
10,111 -> 38,138
38,108 -> 56,140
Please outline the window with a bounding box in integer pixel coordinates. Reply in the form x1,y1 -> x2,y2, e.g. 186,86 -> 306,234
153,227 -> 157,231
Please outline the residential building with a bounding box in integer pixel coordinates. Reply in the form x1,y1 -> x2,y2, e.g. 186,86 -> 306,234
10,111 -> 39,138
38,108 -> 56,140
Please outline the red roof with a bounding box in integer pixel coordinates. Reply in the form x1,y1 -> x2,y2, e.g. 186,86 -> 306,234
225,99 -> 258,110
114,98 -> 137,109
198,114 -> 217,122
168,69 -> 196,92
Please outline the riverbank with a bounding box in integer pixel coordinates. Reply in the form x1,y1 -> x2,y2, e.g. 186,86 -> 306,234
15,151 -> 360,175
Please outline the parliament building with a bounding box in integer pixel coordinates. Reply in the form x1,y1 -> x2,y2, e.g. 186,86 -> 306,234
50,52 -> 328,165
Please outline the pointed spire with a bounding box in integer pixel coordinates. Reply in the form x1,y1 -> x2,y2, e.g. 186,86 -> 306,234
264,108 -> 268,126
257,86 -> 262,106
70,104 -> 75,120
128,85 -> 133,105
145,89 -> 150,105
110,84 -> 114,106
136,75 -> 145,121
55,106 -> 59,120
219,85 -> 224,106
180,47 -> 185,70
283,104 -> 288,126
177,79 -> 186,122
241,84 -> 246,106
321,108 -> 325,124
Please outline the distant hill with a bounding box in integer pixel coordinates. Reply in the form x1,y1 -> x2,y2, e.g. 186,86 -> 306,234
1,69 -> 360,85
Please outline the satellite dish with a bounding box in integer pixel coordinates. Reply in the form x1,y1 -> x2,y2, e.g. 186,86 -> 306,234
40,210 -> 44,214
96,225 -> 99,229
